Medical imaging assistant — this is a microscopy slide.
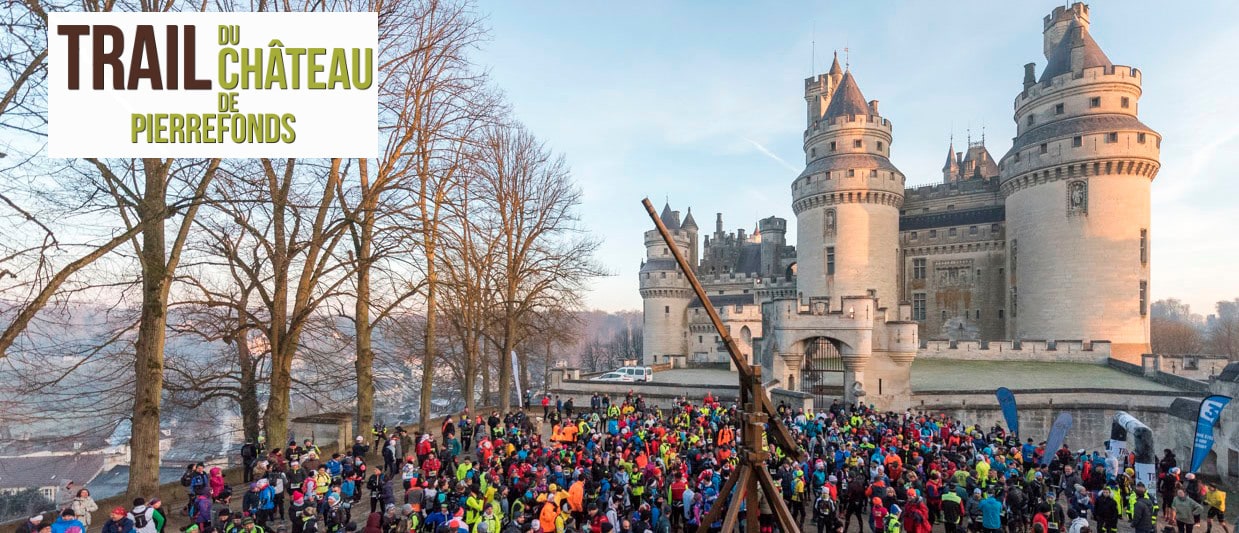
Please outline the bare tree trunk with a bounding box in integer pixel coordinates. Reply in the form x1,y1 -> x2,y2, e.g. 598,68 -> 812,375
354,161 -> 376,435
420,261 -> 437,428
462,335 -> 476,412
236,333 -> 262,443
128,159 -> 170,497
499,294 -> 515,413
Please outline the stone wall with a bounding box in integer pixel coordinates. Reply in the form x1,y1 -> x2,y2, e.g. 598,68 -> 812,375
915,339 -> 1110,363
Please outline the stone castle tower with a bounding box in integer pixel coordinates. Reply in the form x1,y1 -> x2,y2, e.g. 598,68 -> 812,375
999,3 -> 1161,361
795,55 -> 905,309
639,204 -> 694,364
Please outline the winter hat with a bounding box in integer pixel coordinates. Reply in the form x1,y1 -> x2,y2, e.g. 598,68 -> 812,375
112,507 -> 127,516
29,516 -> 43,524
293,492 -> 305,504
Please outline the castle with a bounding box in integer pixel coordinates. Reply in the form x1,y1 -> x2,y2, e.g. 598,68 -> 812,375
638,3 -> 1161,407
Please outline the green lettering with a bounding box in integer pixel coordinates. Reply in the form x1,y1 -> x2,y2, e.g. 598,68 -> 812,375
307,48 -> 327,89
218,48 -> 239,90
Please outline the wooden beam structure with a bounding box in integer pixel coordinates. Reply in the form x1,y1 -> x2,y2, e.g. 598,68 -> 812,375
640,198 -> 802,533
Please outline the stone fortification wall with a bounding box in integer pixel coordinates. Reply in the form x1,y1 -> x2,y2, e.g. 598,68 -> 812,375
916,339 -> 1110,363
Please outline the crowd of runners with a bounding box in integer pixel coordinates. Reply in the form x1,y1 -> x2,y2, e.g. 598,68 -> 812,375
17,393 -> 1232,533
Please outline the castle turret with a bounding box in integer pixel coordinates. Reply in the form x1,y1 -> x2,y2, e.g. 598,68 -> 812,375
793,68 -> 905,309
999,2 -> 1160,362
681,208 -> 699,271
640,203 -> 694,365
942,139 -> 960,183
758,216 -> 787,278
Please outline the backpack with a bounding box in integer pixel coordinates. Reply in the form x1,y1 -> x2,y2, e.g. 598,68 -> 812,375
182,469 -> 195,487
133,510 -> 150,529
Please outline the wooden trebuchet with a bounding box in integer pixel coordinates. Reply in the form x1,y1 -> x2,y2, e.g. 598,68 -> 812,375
640,198 -> 802,533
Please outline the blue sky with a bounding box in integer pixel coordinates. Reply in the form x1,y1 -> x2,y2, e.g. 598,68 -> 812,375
475,0 -> 1239,316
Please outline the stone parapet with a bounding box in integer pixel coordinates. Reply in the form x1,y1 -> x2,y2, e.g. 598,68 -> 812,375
916,339 -> 1111,363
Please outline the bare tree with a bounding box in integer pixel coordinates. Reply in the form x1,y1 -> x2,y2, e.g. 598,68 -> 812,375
472,123 -> 603,412
1209,299 -> 1239,360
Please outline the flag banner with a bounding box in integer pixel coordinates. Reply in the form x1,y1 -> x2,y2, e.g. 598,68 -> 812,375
1041,411 -> 1073,466
996,387 -> 1019,438
511,351 -> 522,406
1190,394 -> 1232,473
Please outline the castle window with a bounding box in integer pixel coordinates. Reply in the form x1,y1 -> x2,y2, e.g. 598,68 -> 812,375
1039,143 -> 1048,154
830,141 -> 837,151
947,204 -> 955,210
913,258 -> 926,279
1055,103 -> 1064,115
910,231 -> 918,240
823,208 -> 836,236
1139,280 -> 1148,316
810,147 -> 817,157
975,309 -> 980,319
1014,152 -> 1021,162
1138,133 -> 1146,144
998,309 -> 1005,319
660,272 -> 666,279
663,247 -> 669,255
1090,97 -> 1101,108
990,223 -> 1000,233
826,247 -> 835,275
942,310 -> 947,321
847,169 -> 855,177
1140,228 -> 1148,265
698,336 -> 703,344
912,293 -> 926,321
735,305 -> 743,312
664,306 -> 670,314
969,225 -> 978,235
1073,136 -> 1082,147
1121,97 -> 1130,109
870,170 -> 877,177
1012,286 -> 1018,317
999,267 -> 1004,278
929,230 -> 938,238
877,141 -> 884,151
853,139 -> 863,149
1026,115 -> 1035,126
1106,132 -> 1118,143
948,228 -> 957,237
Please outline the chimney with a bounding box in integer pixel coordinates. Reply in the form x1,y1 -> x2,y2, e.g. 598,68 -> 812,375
868,100 -> 880,115
738,228 -> 747,243
1023,63 -> 1037,89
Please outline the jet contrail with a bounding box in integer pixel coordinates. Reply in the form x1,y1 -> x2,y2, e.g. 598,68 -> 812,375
744,137 -> 800,173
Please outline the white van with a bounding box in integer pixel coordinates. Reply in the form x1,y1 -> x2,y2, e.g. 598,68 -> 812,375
614,366 -> 654,382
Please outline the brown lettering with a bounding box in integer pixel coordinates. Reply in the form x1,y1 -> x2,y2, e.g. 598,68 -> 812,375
127,25 -> 162,90
183,26 -> 211,90
166,25 -> 179,90
56,25 -> 90,90
92,25 -> 125,90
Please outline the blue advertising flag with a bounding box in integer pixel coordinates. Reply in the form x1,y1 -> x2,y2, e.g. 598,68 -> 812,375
1190,395 -> 1232,473
1041,412 -> 1073,466
996,387 -> 1019,438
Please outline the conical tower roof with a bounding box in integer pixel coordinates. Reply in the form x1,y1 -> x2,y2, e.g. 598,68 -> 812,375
659,202 -> 680,230
828,51 -> 843,76
681,208 -> 698,230
942,140 -> 959,172
823,71 -> 871,120
822,70 -> 872,119
1039,21 -> 1112,83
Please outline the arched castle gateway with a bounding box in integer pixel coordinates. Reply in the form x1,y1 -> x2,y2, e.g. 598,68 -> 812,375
638,3 -> 1160,409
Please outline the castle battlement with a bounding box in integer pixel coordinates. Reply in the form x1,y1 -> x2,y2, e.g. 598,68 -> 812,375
917,338 -> 1112,363
1019,64 -> 1141,103
806,114 -> 893,140
1044,3 -> 1089,30
904,179 -> 1000,199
